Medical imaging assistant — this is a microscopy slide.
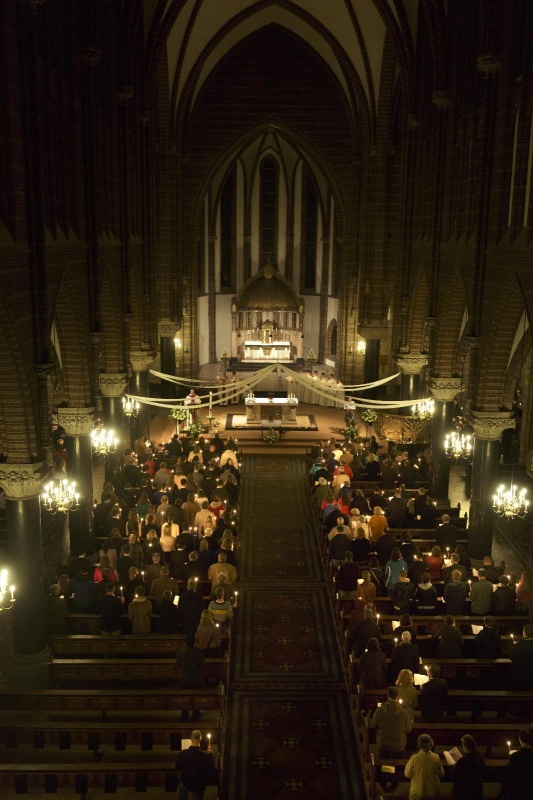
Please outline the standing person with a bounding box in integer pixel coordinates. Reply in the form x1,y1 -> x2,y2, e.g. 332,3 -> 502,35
176,635 -> 206,721
451,735 -> 484,800
390,631 -> 421,683
127,586 -> 152,634
94,582 -> 124,636
370,686 -> 412,790
500,729 -> 533,800
404,734 -> 444,800
385,548 -> 408,592
395,669 -> 417,722
175,728 -> 215,800
470,569 -> 494,616
419,663 -> 448,722
432,615 -> 464,658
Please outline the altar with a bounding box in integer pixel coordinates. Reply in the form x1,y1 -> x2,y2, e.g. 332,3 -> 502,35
245,396 -> 298,424
243,340 -> 291,361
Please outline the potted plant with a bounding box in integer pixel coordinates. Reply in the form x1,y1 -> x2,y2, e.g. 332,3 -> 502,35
170,406 -> 188,434
263,427 -> 282,444
342,419 -> 360,442
361,408 -> 378,436
189,421 -> 207,439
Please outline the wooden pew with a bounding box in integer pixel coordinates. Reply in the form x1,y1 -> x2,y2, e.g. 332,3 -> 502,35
51,656 -> 228,685
340,612 -> 529,637
51,634 -> 188,657
0,687 -> 225,719
354,687 -> 533,724
348,655 -> 511,691
369,753 -> 505,800
342,629 -> 517,659
0,720 -> 222,756
0,761 -> 220,799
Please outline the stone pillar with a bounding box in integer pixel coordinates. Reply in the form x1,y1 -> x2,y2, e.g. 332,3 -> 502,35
0,462 -> 50,689
469,411 -> 515,559
159,319 -> 178,399
428,377 -> 462,503
129,351 -> 154,444
99,373 -> 128,484
58,407 -> 95,556
396,353 -> 428,416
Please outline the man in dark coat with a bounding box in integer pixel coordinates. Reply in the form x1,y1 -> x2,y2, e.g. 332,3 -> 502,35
389,630 -> 421,682
436,514 -> 459,551
491,576 -> 516,615
375,531 -> 397,566
175,728 -> 215,796
500,728 -> 533,800
441,553 -> 467,583
509,624 -> 533,689
419,662 -> 448,722
177,577 -> 204,635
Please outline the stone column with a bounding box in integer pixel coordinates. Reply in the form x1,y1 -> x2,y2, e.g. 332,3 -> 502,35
0,462 -> 50,689
58,407 -> 95,556
396,353 -> 428,416
469,411 -> 515,559
159,319 -> 178,399
428,377 -> 462,503
99,373 -> 128,484
129,351 -> 154,444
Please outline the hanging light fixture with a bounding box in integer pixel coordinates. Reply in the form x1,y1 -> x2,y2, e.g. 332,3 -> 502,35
411,398 -> 434,419
41,479 -> 80,514
444,431 -> 473,460
0,569 -> 15,610
493,312 -> 529,519
91,428 -> 118,455
493,485 -> 529,519
122,396 -> 139,417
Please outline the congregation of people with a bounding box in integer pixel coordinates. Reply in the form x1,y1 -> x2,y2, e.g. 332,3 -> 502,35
46,428 -> 241,703
310,435 -> 533,799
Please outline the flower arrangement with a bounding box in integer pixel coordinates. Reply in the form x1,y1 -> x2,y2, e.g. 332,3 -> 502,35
361,409 -> 378,425
170,407 -> 188,422
263,427 -> 282,444
189,421 -> 207,439
342,419 -> 360,441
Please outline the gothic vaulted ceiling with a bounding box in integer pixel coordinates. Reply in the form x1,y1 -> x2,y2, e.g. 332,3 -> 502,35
144,0 -> 422,130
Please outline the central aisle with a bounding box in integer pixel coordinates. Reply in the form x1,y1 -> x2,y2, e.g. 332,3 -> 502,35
222,455 -> 362,799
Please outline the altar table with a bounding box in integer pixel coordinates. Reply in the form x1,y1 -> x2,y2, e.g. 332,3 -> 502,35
244,396 -> 298,424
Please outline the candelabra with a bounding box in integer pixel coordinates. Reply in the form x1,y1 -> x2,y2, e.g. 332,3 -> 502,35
91,428 -> 118,455
444,431 -> 472,461
0,569 -> 15,610
493,484 -> 529,519
411,398 -> 434,419
41,479 -> 80,514
307,348 -> 317,367
122,396 -> 139,417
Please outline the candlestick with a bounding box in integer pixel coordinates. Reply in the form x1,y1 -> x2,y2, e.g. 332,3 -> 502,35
209,391 -> 213,411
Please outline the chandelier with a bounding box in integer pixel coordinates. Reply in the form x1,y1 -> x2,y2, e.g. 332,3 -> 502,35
91,428 -> 118,455
411,399 -> 434,419
444,431 -> 473,461
122,396 -> 139,417
41,479 -> 80,514
493,484 -> 529,519
0,569 -> 15,611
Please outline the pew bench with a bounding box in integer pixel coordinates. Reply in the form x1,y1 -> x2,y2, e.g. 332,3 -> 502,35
348,655 -> 512,691
0,720 -> 222,758
51,657 -> 228,686
340,612 -> 530,637
51,635 -> 188,657
353,687 -> 533,724
369,754 -> 505,800
0,761 -> 220,799
0,687 -> 225,717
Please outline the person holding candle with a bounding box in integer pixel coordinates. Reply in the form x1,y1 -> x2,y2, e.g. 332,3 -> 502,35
390,631 -> 421,683
175,728 -> 215,799
395,669 -> 417,722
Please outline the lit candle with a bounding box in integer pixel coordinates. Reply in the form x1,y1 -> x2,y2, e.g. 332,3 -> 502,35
208,733 -> 211,747
209,391 -> 213,411
234,591 -> 238,598
10,585 -> 15,602
120,586 -> 123,596
507,740 -> 511,754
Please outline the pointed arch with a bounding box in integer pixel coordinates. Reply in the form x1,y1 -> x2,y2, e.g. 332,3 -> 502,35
433,268 -> 468,375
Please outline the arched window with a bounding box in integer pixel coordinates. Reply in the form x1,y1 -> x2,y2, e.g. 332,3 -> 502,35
327,319 -> 338,357
301,168 -> 318,290
220,166 -> 236,289
259,156 -> 279,264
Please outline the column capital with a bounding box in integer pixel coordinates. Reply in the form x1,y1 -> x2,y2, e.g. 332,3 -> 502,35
158,318 -> 179,339
471,410 -> 515,441
130,351 -> 155,372
428,376 -> 462,402
431,90 -> 451,108
0,462 -> 43,500
57,407 -> 95,436
395,353 -> 428,375
357,324 -> 388,340
99,373 -> 128,398
476,53 -> 502,75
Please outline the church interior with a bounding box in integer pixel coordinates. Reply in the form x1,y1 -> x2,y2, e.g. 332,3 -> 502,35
1,1 -> 533,798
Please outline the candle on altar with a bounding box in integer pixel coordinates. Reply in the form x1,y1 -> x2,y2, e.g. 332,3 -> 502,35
209,391 -> 213,411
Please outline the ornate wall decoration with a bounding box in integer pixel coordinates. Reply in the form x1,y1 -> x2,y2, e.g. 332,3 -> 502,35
376,414 -> 431,444
0,463 -> 43,500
